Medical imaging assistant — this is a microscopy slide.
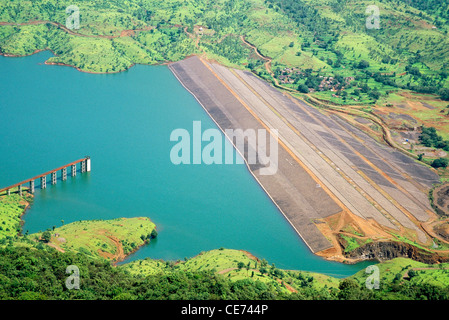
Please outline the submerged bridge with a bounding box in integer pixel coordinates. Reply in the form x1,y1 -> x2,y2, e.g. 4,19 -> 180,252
0,156 -> 91,196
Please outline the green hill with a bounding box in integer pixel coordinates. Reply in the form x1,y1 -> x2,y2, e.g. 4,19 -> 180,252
0,190 -> 32,239
350,257 -> 449,288
31,217 -> 156,262
1,0 -> 448,102
123,248 -> 341,295
0,190 -> 448,300
3,233 -> 449,299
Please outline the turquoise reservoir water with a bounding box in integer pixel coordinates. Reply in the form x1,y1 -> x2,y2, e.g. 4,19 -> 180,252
0,52 -> 372,277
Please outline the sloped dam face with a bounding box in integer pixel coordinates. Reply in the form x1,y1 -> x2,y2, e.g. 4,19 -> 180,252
169,56 -> 439,254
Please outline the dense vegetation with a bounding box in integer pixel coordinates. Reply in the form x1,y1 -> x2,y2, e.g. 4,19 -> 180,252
263,0 -> 449,102
420,126 -> 449,151
0,189 -> 31,239
1,193 -> 449,300
0,240 -> 330,300
418,126 -> 449,168
2,239 -> 449,300
1,0 -> 448,104
0,240 -> 244,300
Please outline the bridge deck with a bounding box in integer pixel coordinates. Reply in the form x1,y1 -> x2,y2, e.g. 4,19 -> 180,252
0,158 -> 88,193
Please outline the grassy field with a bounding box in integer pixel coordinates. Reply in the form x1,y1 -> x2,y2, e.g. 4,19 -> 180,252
32,217 -> 156,262
123,247 -> 449,295
350,257 -> 449,288
1,189 -> 448,298
1,0 -> 448,88
123,248 -> 342,294
0,190 -> 32,239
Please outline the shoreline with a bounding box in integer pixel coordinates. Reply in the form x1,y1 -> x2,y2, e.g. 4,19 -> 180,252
0,48 -> 171,75
2,48 -> 444,266
0,188 -> 34,238
18,194 -> 34,236
110,234 -> 156,267
18,195 -> 33,237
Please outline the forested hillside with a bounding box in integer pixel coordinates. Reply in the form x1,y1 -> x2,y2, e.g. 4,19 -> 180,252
1,0 -> 448,104
1,193 -> 449,300
2,237 -> 449,300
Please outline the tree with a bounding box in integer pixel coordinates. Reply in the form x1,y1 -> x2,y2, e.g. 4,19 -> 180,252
150,228 -> 158,239
337,279 -> 373,300
431,158 -> 449,168
272,268 -> 284,279
407,66 -> 421,76
298,83 -> 309,93
361,83 -> 370,93
338,279 -> 359,299
41,231 -> 51,243
357,60 -> 370,69
369,90 -> 381,100
439,88 -> 449,101
408,269 -> 417,279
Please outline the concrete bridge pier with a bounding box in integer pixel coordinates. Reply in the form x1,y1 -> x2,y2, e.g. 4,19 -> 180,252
0,157 -> 90,196
86,156 -> 91,172
41,176 -> 46,189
